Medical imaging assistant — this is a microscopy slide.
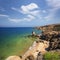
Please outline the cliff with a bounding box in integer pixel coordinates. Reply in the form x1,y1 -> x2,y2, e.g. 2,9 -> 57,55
36,24 -> 60,32
37,24 -> 60,50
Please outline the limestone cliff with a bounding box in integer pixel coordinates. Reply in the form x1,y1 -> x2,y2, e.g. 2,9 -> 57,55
36,24 -> 60,32
37,24 -> 60,50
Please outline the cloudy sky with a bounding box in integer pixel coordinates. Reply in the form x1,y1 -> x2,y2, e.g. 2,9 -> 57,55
0,0 -> 60,27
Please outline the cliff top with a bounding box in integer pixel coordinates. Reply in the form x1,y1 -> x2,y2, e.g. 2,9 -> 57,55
36,24 -> 60,32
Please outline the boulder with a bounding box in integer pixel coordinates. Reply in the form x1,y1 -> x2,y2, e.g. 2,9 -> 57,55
25,55 -> 35,60
36,52 -> 43,60
32,31 -> 36,36
6,56 -> 22,60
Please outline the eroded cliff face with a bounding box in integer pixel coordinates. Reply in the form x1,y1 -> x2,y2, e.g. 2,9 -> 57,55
37,24 -> 60,50
23,24 -> 60,60
6,40 -> 49,60
36,24 -> 60,32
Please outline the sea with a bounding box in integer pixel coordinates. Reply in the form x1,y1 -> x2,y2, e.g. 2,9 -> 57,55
0,27 -> 41,60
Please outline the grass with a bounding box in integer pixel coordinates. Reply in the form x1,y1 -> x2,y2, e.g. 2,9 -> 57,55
0,35 -> 36,60
44,51 -> 60,60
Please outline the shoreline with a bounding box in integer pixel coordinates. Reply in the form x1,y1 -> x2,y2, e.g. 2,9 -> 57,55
5,24 -> 60,60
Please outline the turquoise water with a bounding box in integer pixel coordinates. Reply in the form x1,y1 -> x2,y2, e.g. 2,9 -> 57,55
0,27 -> 41,60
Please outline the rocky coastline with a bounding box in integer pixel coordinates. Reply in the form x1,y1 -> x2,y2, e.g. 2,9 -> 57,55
36,24 -> 60,50
6,24 -> 60,60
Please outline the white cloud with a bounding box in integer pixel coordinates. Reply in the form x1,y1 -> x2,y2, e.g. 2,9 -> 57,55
20,3 -> 40,17
21,3 -> 39,14
0,14 -> 9,17
24,15 -> 35,21
11,1 -> 60,23
8,15 -> 35,23
11,3 -> 40,15
42,10 -> 47,13
8,18 -> 22,23
44,14 -> 53,21
11,7 -> 17,11
46,0 -> 60,9
11,3 -> 40,23
30,10 -> 40,16
12,1 -> 60,23
44,0 -> 60,21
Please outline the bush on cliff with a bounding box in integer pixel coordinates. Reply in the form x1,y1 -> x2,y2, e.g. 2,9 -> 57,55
44,51 -> 60,60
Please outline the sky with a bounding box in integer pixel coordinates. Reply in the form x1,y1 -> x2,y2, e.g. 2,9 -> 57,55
0,0 -> 60,27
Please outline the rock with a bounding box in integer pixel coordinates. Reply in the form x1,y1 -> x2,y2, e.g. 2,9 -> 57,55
38,24 -> 60,50
36,52 -> 43,60
25,55 -> 35,60
32,31 -> 36,36
6,56 -> 22,60
37,24 -> 60,32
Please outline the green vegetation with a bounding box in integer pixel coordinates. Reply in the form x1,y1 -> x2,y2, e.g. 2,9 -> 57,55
44,51 -> 60,60
0,35 -> 36,60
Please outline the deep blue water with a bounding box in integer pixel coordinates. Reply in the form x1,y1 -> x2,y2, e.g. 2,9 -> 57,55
0,27 -> 41,37
0,27 -> 41,44
0,27 -> 33,38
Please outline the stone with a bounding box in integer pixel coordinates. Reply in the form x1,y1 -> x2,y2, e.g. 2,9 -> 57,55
6,56 -> 21,60
36,52 -> 43,60
25,55 -> 35,60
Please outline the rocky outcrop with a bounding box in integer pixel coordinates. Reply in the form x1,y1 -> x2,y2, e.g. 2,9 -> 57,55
6,56 -> 22,60
32,31 -> 36,36
36,24 -> 60,32
38,24 -> 60,50
22,40 -> 49,60
24,24 -> 60,60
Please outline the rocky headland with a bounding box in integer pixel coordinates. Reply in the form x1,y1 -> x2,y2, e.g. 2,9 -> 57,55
36,24 -> 60,50
6,24 -> 60,60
